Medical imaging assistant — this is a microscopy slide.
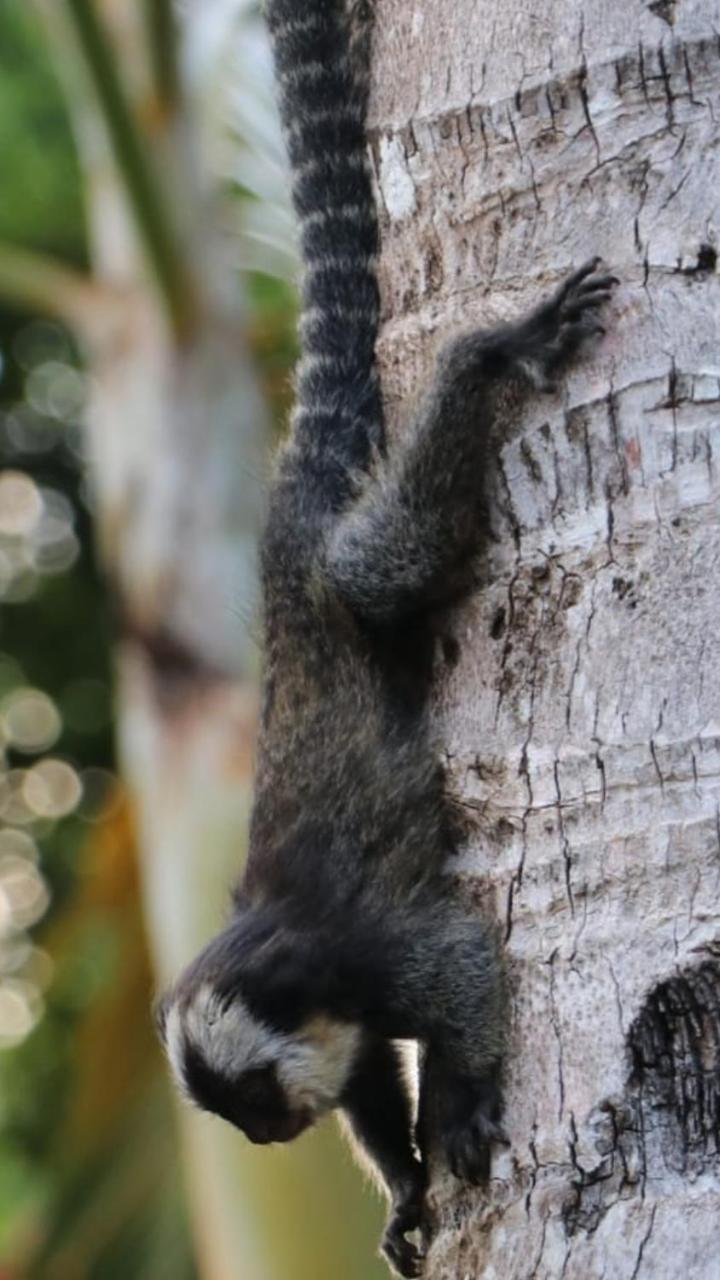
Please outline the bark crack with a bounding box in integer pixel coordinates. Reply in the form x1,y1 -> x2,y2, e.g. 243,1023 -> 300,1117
554,758 -> 575,914
629,1204 -> 657,1280
548,951 -> 567,1120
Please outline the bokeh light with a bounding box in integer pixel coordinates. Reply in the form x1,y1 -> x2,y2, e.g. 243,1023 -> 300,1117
0,770 -> 35,826
25,359 -> 86,421
0,855 -> 50,933
0,470 -> 43,537
0,313 -> 89,1065
33,487 -> 79,574
0,475 -> 79,597
4,403 -> 61,454
0,978 -> 43,1047
0,934 -> 32,974
0,829 -> 39,863
1,687 -> 62,753
22,758 -> 83,819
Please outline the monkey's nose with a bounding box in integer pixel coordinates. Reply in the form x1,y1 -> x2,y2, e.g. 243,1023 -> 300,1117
244,1122 -> 273,1145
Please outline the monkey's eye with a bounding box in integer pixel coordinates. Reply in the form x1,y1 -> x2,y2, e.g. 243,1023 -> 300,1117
239,1066 -> 276,1109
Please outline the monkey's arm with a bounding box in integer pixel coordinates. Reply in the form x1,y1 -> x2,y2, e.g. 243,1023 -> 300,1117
345,903 -> 506,1186
324,261 -> 616,620
340,1036 -> 425,1278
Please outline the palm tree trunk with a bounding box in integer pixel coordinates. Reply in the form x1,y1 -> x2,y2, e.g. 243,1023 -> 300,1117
370,2 -> 720,1275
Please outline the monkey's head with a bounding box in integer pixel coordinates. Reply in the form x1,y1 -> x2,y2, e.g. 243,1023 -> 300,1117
155,909 -> 361,1144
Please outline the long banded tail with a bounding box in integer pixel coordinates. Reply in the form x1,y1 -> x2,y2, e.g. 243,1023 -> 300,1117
266,0 -> 383,466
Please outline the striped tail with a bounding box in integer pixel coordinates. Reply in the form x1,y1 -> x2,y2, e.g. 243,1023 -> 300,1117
266,0 -> 383,474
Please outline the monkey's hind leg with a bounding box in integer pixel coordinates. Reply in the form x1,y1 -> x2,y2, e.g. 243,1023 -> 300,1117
340,1037 -> 426,1278
376,902 -> 509,1187
417,1047 -> 508,1187
323,260 -> 617,622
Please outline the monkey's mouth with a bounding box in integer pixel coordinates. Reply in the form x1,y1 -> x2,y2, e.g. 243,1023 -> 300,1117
244,1111 -> 311,1145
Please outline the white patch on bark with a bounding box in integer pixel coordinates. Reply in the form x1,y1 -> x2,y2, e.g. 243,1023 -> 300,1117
378,135 -> 417,221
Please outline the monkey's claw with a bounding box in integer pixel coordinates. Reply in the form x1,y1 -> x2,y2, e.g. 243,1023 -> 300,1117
540,257 -> 618,377
382,1181 -> 426,1278
382,1229 -> 424,1280
504,257 -> 618,392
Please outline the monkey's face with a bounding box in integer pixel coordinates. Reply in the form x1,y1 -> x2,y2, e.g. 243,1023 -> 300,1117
182,1049 -> 312,1145
158,984 -> 361,1143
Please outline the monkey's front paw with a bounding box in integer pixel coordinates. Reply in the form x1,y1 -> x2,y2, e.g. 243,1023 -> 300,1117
513,257 -> 619,391
382,1178 -> 426,1278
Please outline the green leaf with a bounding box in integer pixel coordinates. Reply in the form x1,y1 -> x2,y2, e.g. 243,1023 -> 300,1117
0,3 -> 85,260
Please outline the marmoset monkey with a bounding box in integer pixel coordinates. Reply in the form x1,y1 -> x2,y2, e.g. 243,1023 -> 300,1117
157,2 -> 616,1274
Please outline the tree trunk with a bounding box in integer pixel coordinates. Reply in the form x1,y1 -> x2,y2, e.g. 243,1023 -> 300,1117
370,1 -> 720,1275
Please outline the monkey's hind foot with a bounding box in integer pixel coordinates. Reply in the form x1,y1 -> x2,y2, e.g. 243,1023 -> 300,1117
381,1177 -> 426,1278
440,1071 -> 509,1186
505,256 -> 618,393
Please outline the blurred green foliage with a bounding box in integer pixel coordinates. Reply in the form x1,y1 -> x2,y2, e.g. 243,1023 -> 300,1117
0,3 -> 382,1279
247,271 -> 298,429
0,5 -> 85,260
0,313 -> 200,1275
0,3 -> 196,1274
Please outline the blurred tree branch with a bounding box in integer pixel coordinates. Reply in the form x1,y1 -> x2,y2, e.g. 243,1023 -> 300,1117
61,0 -> 195,339
0,241 -> 105,327
142,0 -> 181,115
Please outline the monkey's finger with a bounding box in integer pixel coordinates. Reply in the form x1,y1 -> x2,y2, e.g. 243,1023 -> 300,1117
563,287 -> 618,315
555,256 -> 604,299
575,273 -> 620,295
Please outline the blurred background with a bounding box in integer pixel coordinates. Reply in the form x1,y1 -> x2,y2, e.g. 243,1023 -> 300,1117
0,2 -> 385,1277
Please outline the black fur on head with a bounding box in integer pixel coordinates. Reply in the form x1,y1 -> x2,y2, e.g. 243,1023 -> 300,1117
155,904 -> 366,1142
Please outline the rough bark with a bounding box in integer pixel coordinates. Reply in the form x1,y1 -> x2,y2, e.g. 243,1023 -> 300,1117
370,2 -> 720,1275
